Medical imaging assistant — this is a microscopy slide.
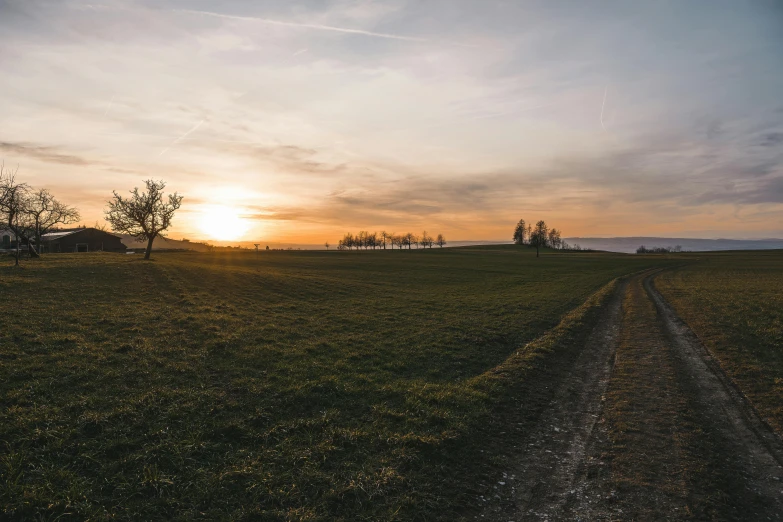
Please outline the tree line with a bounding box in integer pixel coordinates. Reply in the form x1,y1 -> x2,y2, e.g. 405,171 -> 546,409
636,245 -> 686,254
332,231 -> 446,250
512,218 -> 584,257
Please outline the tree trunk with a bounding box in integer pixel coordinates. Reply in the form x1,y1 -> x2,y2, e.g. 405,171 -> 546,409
144,235 -> 155,260
536,245 -> 539,258
27,239 -> 39,258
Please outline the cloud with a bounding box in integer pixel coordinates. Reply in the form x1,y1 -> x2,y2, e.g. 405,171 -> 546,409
0,142 -> 96,166
761,132 -> 783,147
238,169 -> 541,229
190,140 -> 351,176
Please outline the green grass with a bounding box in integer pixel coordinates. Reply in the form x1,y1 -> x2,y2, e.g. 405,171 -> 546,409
1,247 -> 674,520
655,250 -> 783,435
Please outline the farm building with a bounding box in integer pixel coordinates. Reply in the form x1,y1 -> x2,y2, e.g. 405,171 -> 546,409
40,228 -> 127,253
1,229 -> 13,250
0,228 -> 26,252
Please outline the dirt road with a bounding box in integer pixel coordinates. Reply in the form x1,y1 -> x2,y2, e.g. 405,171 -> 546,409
479,271 -> 783,521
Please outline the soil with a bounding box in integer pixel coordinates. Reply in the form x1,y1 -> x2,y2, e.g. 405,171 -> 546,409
478,271 -> 783,521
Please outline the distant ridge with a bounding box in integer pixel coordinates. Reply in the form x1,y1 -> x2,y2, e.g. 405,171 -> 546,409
564,237 -> 783,254
118,235 -> 783,254
120,234 -> 213,252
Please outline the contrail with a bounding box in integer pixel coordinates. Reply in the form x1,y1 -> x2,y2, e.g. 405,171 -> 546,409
462,99 -> 561,124
600,86 -> 607,131
172,8 -> 428,43
292,48 -> 308,56
103,94 -> 116,116
159,119 -> 205,156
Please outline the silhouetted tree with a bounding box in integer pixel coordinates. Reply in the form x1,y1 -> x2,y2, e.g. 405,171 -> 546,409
324,241 -> 330,250
436,234 -> 446,247
357,230 -> 367,249
547,228 -> 561,250
380,231 -> 389,249
420,231 -> 434,248
513,219 -> 526,245
0,163 -> 29,264
105,179 -> 183,260
24,188 -> 80,253
529,220 -> 548,257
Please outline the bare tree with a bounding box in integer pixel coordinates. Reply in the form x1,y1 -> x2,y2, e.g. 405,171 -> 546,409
23,188 -> 80,253
547,228 -> 561,250
105,179 -> 183,260
0,164 -> 31,264
513,219 -> 526,245
529,220 -> 548,258
357,230 -> 368,250
380,231 -> 389,249
436,234 -> 446,247
324,241 -> 330,250
421,231 -> 434,248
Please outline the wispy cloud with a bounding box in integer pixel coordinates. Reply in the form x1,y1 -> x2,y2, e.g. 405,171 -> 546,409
0,142 -> 96,166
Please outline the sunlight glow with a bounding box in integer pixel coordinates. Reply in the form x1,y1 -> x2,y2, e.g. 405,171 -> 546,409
198,205 -> 252,241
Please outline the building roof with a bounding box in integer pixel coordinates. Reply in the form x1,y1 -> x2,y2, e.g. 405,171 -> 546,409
41,230 -> 79,240
41,228 -> 121,241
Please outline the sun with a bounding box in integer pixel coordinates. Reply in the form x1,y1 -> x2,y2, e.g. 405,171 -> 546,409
198,205 -> 251,241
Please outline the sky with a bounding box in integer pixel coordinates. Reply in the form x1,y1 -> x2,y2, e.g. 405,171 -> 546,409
1,0 -> 782,243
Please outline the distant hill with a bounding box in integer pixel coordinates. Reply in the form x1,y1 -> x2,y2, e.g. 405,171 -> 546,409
120,235 -> 213,252
117,235 -> 783,254
564,237 -> 783,254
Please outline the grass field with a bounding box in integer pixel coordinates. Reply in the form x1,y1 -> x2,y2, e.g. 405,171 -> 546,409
1,247 -> 679,520
656,251 -> 783,435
